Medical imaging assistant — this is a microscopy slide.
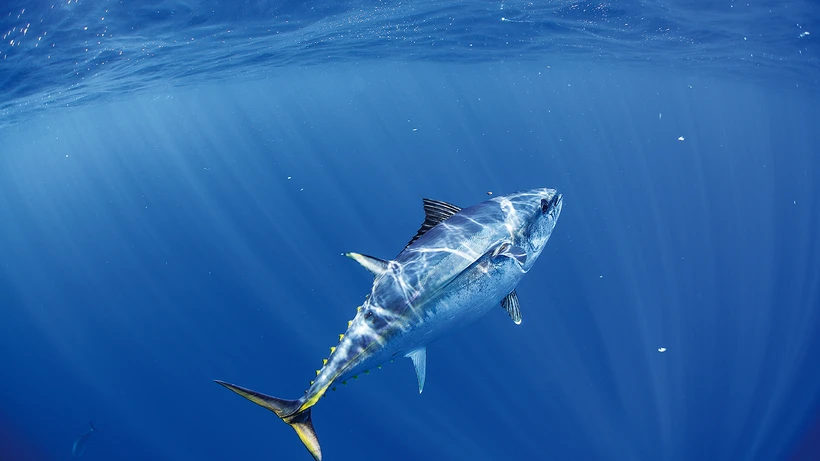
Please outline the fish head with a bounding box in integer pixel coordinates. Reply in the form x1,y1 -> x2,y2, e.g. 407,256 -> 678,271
499,188 -> 563,272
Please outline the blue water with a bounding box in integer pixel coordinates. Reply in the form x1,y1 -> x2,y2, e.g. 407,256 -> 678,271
2,1 -> 819,460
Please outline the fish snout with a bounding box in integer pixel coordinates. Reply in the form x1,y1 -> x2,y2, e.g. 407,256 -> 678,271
541,193 -> 562,216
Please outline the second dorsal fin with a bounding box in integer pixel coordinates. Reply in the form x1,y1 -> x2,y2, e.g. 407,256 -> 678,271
345,252 -> 389,277
404,199 -> 462,249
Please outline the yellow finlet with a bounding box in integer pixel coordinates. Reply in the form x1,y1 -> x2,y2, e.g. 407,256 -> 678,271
347,320 -> 353,327
330,346 -> 336,354
315,369 -> 320,376
300,381 -> 331,412
339,334 -> 345,340
322,358 -> 328,365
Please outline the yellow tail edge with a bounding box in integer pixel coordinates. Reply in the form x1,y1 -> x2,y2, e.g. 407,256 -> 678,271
214,379 -> 322,461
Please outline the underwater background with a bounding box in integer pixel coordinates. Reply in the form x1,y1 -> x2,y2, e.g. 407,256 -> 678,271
1,1 -> 819,460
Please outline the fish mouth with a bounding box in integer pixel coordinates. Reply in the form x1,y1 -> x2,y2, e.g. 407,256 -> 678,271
550,193 -> 562,210
544,193 -> 562,218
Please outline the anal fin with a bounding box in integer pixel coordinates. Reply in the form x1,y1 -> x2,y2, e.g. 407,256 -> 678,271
501,291 -> 522,324
406,347 -> 427,394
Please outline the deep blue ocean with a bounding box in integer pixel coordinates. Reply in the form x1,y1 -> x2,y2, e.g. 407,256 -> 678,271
2,1 -> 819,460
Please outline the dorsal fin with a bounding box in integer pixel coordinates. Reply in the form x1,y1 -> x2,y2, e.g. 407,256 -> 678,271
405,199 -> 462,249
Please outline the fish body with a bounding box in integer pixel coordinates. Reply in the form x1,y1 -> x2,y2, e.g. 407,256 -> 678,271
71,422 -> 96,458
216,188 -> 563,460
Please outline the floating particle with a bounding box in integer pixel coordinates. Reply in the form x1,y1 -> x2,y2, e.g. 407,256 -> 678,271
678,136 -> 685,141
658,347 -> 667,353
658,113 -> 662,120
287,176 -> 292,180
487,191 -> 493,195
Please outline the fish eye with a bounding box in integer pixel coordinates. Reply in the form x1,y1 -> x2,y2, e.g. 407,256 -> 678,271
541,198 -> 549,214
364,311 -> 374,322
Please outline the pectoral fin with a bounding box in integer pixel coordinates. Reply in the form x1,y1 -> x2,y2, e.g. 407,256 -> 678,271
492,243 -> 527,267
501,291 -> 522,324
406,347 -> 427,394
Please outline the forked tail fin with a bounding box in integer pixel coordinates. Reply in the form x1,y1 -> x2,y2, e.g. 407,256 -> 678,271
215,379 -> 321,461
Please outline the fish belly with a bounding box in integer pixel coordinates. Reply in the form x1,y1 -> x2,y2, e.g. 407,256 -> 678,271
396,256 -> 523,352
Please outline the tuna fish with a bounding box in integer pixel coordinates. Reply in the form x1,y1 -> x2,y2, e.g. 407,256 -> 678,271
216,188 -> 563,460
